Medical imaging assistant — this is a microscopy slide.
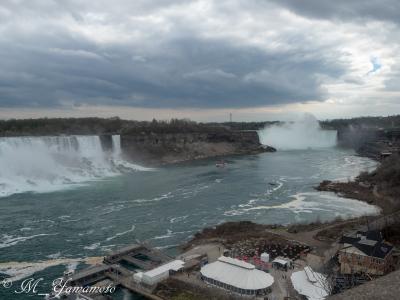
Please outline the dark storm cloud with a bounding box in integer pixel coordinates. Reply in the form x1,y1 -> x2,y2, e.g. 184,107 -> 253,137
268,0 -> 400,25
0,33 -> 343,108
0,0 -> 394,109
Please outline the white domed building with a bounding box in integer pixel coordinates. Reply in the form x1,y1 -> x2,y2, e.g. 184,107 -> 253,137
200,256 -> 274,296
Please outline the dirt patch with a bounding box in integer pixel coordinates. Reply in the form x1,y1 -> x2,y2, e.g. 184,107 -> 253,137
154,278 -> 240,300
315,219 -> 368,242
182,221 -> 287,250
316,180 -> 376,203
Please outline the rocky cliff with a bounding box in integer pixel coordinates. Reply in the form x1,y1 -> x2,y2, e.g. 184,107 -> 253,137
121,130 -> 275,165
337,127 -> 400,160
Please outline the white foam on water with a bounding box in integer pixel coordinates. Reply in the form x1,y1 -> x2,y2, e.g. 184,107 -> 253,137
237,179 -> 284,208
100,244 -> 118,252
0,257 -> 102,282
100,204 -> 126,215
152,229 -> 174,240
132,192 -> 174,204
78,229 -> 95,236
105,225 -> 136,242
19,227 -> 33,231
224,192 -> 380,218
0,135 -> 151,197
0,233 -> 57,249
84,242 -> 101,250
170,215 -> 189,223
47,252 -> 61,259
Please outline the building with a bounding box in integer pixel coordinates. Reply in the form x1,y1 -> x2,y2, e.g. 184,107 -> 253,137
338,229 -> 394,275
134,260 -> 184,286
271,257 -> 292,270
200,256 -> 274,296
260,252 -> 270,263
291,266 -> 328,300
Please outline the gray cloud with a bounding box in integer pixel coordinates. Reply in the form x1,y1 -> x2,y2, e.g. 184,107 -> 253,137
0,0 -> 397,110
268,0 -> 400,25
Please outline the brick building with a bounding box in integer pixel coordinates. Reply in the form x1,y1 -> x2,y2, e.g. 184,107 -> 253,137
338,229 -> 394,276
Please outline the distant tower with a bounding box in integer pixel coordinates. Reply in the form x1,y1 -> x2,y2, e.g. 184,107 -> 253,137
229,113 -> 232,123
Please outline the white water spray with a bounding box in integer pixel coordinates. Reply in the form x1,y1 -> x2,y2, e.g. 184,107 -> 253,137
0,135 -> 149,197
258,113 -> 337,150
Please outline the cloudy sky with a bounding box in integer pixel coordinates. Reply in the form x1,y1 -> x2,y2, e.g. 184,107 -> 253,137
0,0 -> 399,121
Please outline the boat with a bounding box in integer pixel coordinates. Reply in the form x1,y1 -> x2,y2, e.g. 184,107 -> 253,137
216,160 -> 227,168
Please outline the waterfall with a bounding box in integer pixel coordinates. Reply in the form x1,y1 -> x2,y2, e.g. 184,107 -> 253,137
0,135 -> 148,197
258,113 -> 337,150
112,135 -> 122,157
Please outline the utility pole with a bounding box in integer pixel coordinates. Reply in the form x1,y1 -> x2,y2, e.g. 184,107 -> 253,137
229,113 -> 232,123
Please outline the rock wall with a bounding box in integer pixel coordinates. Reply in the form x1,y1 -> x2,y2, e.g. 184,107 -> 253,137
337,127 -> 400,160
121,130 -> 274,165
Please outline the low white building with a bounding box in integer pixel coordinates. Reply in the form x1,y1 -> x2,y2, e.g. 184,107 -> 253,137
260,252 -> 270,263
272,257 -> 292,269
200,256 -> 274,296
136,260 -> 184,286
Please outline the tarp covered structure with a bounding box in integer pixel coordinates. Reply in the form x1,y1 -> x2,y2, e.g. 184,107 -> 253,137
200,256 -> 274,296
291,266 -> 328,300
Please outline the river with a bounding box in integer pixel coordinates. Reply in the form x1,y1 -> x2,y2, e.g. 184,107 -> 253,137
0,142 -> 379,299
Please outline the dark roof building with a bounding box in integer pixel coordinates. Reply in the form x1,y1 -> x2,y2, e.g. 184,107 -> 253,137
338,229 -> 394,275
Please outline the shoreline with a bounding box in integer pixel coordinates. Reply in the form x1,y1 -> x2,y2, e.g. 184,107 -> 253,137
315,158 -> 399,215
138,146 -> 275,167
180,149 -> 395,258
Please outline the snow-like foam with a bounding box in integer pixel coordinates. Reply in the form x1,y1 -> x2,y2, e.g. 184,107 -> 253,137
152,229 -> 174,240
105,225 -> 135,242
224,192 -> 380,218
0,135 -> 151,198
170,215 -> 189,223
84,242 -> 101,250
47,252 -> 62,259
83,225 -> 136,251
131,192 -> 174,204
0,257 -> 102,282
238,179 -> 284,208
0,233 -> 57,249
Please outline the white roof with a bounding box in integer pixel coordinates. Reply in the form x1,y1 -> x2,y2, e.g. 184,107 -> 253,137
143,260 -> 184,278
291,267 -> 328,300
272,257 -> 291,265
218,256 -> 255,269
201,256 -> 274,290
358,239 -> 377,246
340,245 -> 368,256
304,266 -> 318,283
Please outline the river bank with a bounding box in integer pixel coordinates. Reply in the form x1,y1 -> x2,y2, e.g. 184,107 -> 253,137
121,131 -> 276,166
316,153 -> 400,214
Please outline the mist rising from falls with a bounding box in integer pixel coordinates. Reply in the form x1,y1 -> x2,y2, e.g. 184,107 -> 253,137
258,114 -> 337,150
0,135 -> 148,197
